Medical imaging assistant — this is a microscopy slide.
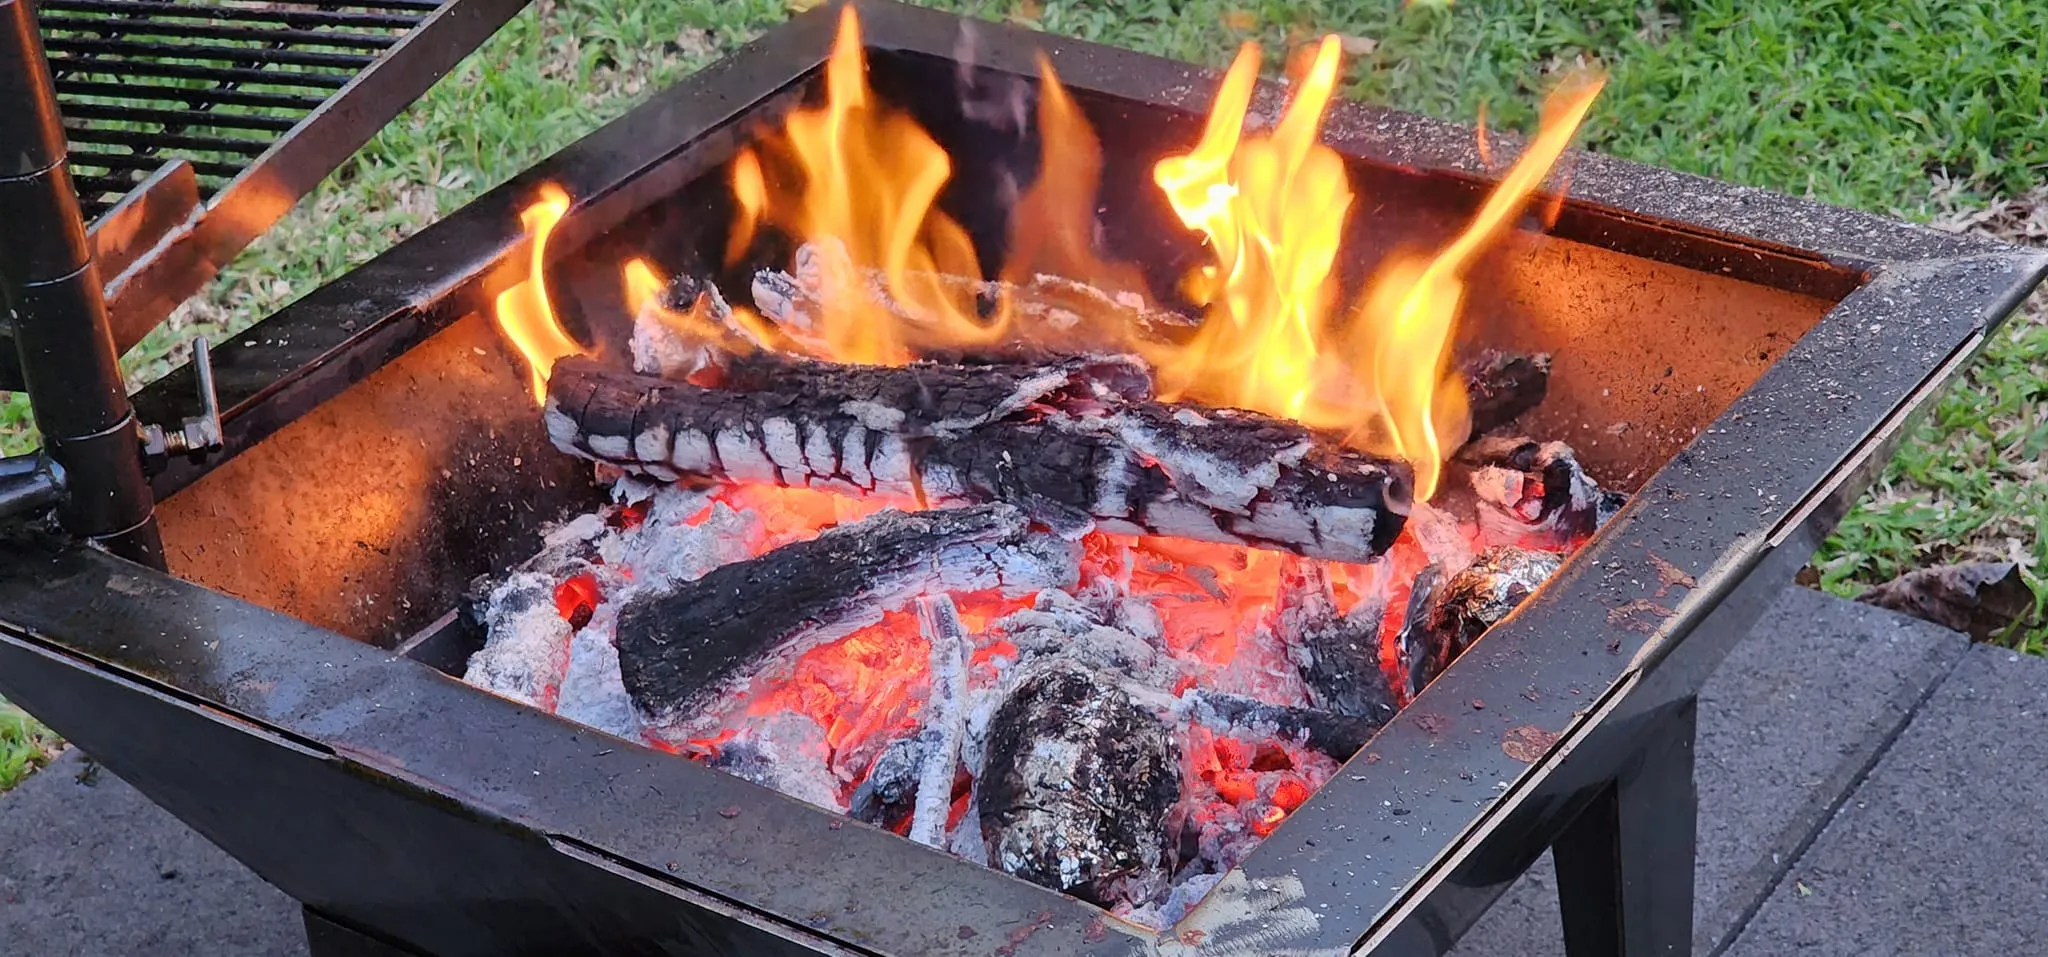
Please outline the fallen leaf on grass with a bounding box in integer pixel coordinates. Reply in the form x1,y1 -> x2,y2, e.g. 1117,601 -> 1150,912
1338,34 -> 1378,56
1856,561 -> 2032,642
1221,9 -> 1256,31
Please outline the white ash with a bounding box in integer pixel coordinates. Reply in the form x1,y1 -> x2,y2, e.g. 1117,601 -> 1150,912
465,570 -> 577,709
1123,870 -> 1223,930
909,597 -> 969,847
1406,501 -> 1477,577
554,604 -> 641,740
709,712 -> 845,813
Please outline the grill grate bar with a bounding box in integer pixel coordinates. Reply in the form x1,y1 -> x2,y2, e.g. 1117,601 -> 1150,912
58,102 -> 301,134
46,55 -> 355,88
43,36 -> 382,70
55,79 -> 328,111
70,151 -> 244,180
64,126 -> 274,158
38,0 -> 425,31
38,16 -> 403,51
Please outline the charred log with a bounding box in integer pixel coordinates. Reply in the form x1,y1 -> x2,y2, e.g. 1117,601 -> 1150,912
979,665 -> 1180,905
547,358 -> 1412,562
614,504 -> 1076,726
1457,436 -> 1626,549
1395,564 -> 1443,701
1182,690 -> 1384,762
1281,561 -> 1398,727
1406,546 -> 1564,696
849,734 -> 926,831
1461,350 -> 1552,441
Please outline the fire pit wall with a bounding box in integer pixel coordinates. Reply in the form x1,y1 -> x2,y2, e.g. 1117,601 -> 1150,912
154,46 -> 1842,659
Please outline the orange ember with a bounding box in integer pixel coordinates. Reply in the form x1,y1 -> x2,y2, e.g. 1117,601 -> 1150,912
492,183 -> 583,401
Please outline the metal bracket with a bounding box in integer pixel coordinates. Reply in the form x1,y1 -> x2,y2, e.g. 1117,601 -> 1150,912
139,338 -> 223,470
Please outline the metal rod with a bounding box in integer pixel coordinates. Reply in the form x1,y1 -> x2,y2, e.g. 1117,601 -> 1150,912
37,17 -> 402,50
58,102 -> 300,134
68,151 -> 244,178
0,0 -> 164,567
37,1 -> 424,30
62,127 -> 275,157
44,55 -> 354,88
56,79 -> 329,111
42,36 -> 381,69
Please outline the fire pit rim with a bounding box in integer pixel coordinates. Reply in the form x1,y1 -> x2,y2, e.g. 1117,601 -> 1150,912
10,2 -> 2043,954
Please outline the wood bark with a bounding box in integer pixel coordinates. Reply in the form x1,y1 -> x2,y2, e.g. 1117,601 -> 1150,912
546,357 -> 1413,563
613,503 -> 1075,726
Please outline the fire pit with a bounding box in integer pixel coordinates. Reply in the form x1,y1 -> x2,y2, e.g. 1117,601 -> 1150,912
0,2 -> 2040,955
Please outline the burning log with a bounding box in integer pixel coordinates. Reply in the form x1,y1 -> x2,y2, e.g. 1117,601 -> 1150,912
1180,690 -> 1383,761
978,665 -> 1180,905
546,358 -> 1413,563
1280,562 -> 1399,727
613,504 -> 1077,726
1458,436 -> 1626,549
751,241 -> 1196,357
1405,546 -> 1564,696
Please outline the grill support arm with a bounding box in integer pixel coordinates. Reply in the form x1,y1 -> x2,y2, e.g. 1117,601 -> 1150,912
1552,696 -> 1700,957
0,0 -> 164,568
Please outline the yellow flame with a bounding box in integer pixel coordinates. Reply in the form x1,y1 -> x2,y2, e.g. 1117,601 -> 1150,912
492,183 -> 581,402
477,7 -> 1611,506
1147,36 -> 1351,421
1350,69 -> 1605,498
737,5 -> 998,364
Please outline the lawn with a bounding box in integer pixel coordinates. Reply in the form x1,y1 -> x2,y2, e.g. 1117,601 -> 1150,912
3,0 -> 2042,777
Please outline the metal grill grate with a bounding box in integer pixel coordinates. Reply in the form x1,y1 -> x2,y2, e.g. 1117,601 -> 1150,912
39,0 -> 440,219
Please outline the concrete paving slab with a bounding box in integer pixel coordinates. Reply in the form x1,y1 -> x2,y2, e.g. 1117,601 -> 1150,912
0,749 -> 306,957
1450,587 -> 1968,956
1724,643 -> 2048,957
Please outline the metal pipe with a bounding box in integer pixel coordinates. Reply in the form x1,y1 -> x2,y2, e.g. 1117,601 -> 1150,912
0,0 -> 164,568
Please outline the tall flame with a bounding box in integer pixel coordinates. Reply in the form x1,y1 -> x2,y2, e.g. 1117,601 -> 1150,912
1349,70 -> 1605,497
492,182 -> 582,401
1149,36 -> 1351,421
729,5 -> 997,364
1150,43 -> 1603,499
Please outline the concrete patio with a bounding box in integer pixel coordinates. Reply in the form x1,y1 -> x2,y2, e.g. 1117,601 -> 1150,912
2,585 -> 2040,956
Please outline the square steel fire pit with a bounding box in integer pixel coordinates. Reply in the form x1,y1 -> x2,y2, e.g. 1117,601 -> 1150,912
1,3 -> 2041,955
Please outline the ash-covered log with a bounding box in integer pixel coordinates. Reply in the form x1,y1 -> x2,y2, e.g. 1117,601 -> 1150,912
1405,546 -> 1564,697
1396,564 -> 1444,701
979,665 -> 1180,905
1280,562 -> 1399,727
546,358 -> 1413,562
614,504 -> 1077,726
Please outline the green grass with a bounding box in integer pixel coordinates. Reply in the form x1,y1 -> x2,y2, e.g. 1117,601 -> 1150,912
1,700 -> 61,791
3,0 -> 2043,781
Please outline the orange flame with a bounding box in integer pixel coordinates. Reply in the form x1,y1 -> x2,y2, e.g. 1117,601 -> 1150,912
492,183 -> 583,401
1348,70 -> 1605,497
487,9 -> 1605,500
1150,46 -> 1602,499
730,5 -> 997,364
1149,36 -> 1350,422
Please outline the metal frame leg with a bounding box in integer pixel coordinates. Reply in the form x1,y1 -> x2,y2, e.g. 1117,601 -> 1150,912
1553,698 -> 1699,957
304,908 -> 428,957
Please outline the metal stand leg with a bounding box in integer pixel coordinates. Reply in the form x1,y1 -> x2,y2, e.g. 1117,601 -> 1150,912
304,908 -> 427,957
1553,698 -> 1698,957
